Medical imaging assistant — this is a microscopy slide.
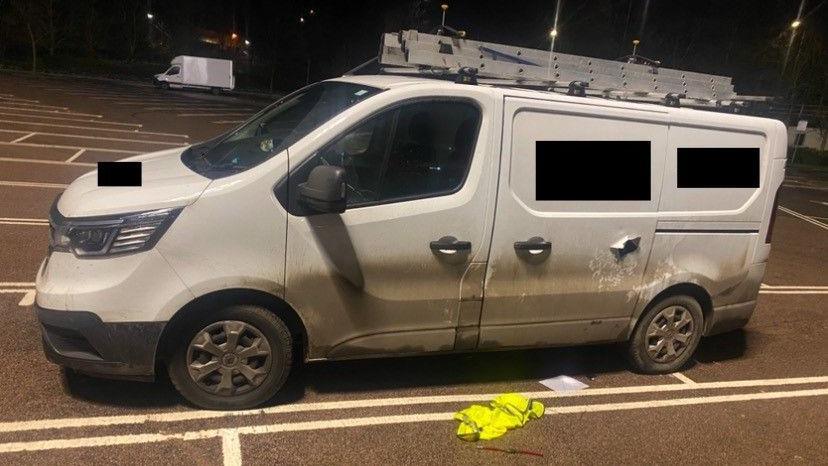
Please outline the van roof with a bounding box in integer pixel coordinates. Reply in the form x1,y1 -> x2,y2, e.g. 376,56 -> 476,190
330,74 -> 783,131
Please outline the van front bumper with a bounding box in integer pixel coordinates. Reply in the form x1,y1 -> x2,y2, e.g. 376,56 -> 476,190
36,305 -> 165,381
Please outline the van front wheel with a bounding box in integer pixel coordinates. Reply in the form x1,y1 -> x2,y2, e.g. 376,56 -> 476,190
168,305 -> 292,410
627,295 -> 703,374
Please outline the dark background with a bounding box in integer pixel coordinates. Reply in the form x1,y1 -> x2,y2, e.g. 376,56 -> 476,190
0,0 -> 825,108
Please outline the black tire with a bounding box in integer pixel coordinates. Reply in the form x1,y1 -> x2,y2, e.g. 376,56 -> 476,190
211,87 -> 221,95
161,82 -> 170,90
168,305 -> 292,410
627,295 -> 704,374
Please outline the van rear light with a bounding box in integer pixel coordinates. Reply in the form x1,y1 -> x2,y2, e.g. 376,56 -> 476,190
765,187 -> 782,243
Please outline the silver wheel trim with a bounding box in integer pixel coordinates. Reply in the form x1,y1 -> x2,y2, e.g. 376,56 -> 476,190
645,305 -> 695,363
186,320 -> 273,396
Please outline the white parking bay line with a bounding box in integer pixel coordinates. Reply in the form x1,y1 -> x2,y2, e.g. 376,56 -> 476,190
1,388 -> 827,455
0,96 -> 39,103
0,119 -> 187,138
0,181 -> 68,189
178,113 -> 252,117
65,149 -> 86,163
0,129 -> 186,147
0,289 -> 35,294
0,102 -> 68,110
0,112 -> 140,127
0,141 -> 141,154
779,205 -> 828,231
0,157 -> 95,167
759,284 -> 828,294
9,133 -> 35,143
761,284 -> 828,289
17,291 -> 35,306
0,107 -> 102,118
221,430 -> 242,466
0,282 -> 37,286
671,373 -> 696,384
0,375 -> 826,434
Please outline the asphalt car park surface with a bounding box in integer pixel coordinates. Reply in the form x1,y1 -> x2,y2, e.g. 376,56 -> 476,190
0,72 -> 826,465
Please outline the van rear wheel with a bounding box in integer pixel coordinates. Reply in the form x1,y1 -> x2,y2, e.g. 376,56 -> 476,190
627,295 -> 703,374
168,305 -> 292,410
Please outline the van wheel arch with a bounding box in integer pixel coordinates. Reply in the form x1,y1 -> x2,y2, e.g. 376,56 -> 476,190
156,289 -> 308,367
631,283 -> 713,337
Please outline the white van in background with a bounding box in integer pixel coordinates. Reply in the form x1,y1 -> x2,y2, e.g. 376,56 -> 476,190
153,55 -> 235,94
35,74 -> 786,410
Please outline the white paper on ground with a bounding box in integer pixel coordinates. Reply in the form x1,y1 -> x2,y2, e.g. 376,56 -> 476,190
538,375 -> 589,392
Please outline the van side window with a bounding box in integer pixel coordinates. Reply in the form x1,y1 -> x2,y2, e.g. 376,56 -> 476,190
677,148 -> 759,188
316,112 -> 394,205
312,100 -> 480,207
536,141 -> 651,201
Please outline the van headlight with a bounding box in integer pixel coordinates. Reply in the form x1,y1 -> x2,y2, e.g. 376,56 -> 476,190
49,205 -> 182,257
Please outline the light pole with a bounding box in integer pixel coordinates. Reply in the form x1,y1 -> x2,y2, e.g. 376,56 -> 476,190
547,29 -> 557,80
632,39 -> 640,56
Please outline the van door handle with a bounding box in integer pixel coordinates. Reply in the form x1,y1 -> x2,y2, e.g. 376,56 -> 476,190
430,237 -> 471,255
514,238 -> 552,255
610,236 -> 641,257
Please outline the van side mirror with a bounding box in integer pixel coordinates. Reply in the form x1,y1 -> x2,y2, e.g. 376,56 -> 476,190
298,165 -> 347,214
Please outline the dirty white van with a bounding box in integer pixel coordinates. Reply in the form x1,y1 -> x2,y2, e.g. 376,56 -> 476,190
36,75 -> 786,409
153,55 -> 235,93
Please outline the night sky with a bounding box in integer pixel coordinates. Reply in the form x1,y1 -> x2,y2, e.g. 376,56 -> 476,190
2,0 -> 825,102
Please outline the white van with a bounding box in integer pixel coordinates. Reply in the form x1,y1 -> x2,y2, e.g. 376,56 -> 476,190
153,55 -> 235,93
36,75 -> 786,409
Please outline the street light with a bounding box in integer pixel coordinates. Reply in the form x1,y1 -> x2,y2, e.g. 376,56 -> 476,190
244,39 -> 250,46
299,16 -> 305,23
231,32 -> 238,40
632,39 -> 640,55
146,12 -> 154,19
791,19 -> 802,29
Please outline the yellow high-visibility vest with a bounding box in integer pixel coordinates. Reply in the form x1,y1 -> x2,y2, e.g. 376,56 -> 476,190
454,393 -> 545,441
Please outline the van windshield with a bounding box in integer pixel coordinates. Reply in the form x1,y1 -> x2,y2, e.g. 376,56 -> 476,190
182,81 -> 381,178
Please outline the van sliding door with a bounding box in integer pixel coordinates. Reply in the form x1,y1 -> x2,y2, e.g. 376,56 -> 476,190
480,97 -> 668,349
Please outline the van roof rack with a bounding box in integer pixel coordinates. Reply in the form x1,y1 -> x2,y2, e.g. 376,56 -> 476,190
370,29 -> 772,111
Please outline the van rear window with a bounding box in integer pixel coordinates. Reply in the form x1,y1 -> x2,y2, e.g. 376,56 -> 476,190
677,148 -> 759,188
535,141 -> 651,201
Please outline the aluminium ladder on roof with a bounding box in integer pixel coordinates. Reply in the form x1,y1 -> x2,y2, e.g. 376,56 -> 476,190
379,29 -> 754,104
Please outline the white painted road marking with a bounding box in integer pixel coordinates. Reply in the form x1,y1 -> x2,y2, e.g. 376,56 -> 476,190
0,218 -> 49,225
9,132 -> 35,143
0,128 -> 187,147
0,387 -> 826,455
0,106 -> 102,118
779,205 -> 828,231
0,119 -> 187,138
0,180 -> 69,189
0,375 -> 826,434
0,156 -> 96,167
759,284 -> 828,294
17,290 -> 35,306
0,141 -> 141,154
64,149 -> 87,163
221,429 -> 242,466
671,372 -> 696,384
177,113 -> 252,117
0,112 -> 140,126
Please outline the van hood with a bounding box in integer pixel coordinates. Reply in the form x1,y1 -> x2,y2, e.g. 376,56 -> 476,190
57,147 -> 212,218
